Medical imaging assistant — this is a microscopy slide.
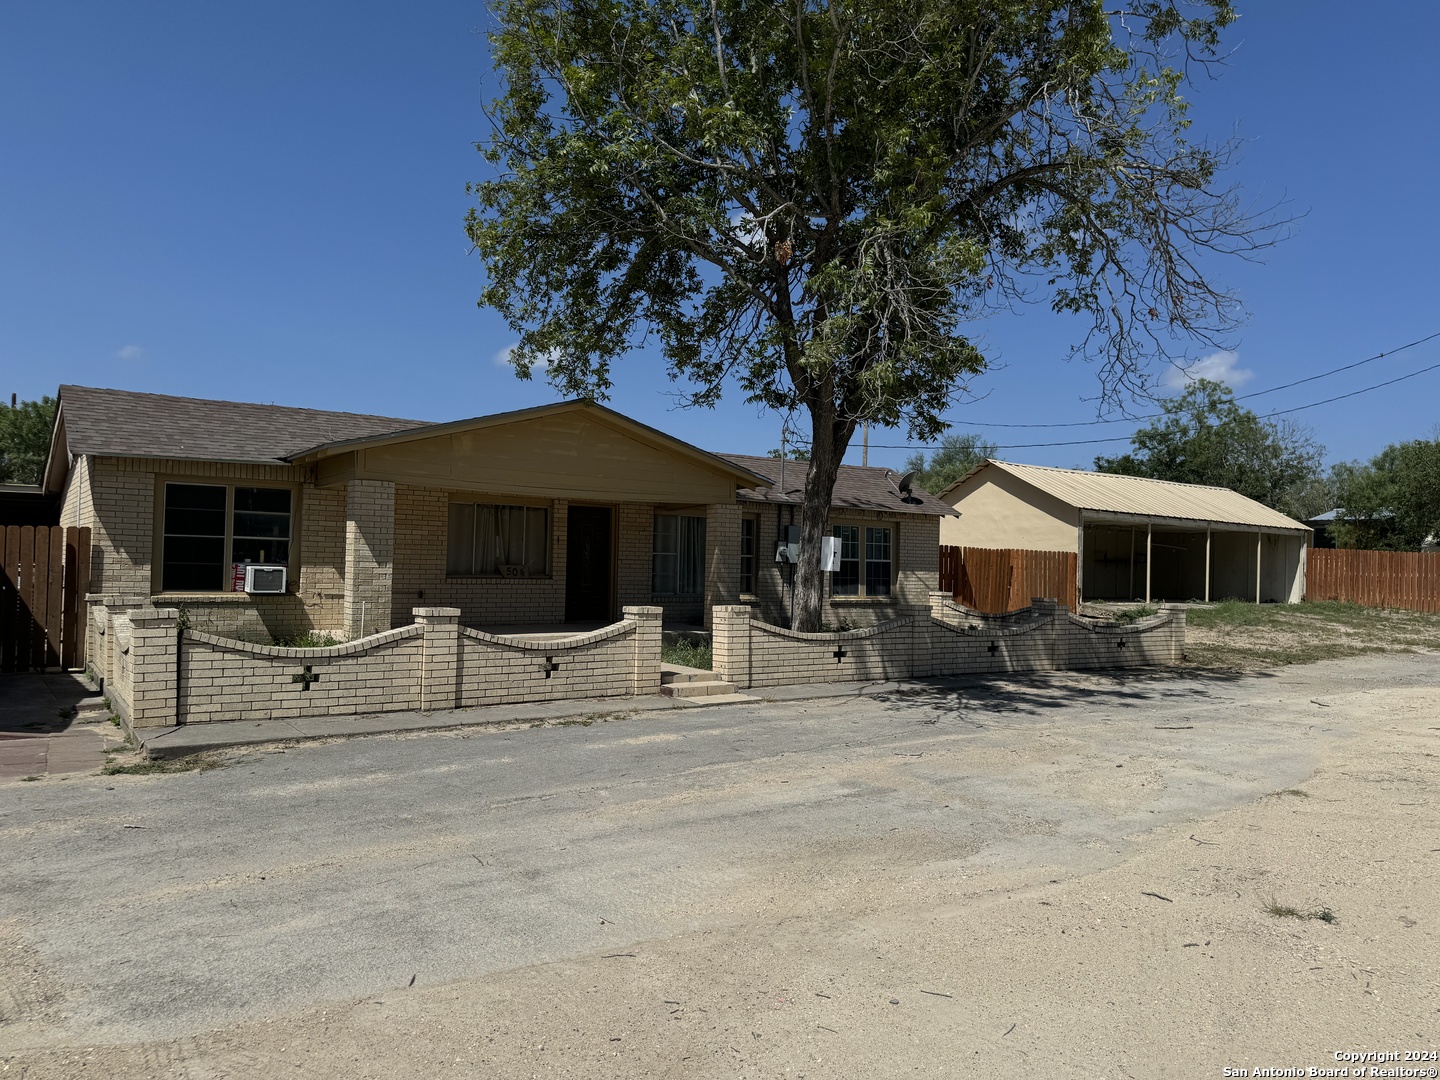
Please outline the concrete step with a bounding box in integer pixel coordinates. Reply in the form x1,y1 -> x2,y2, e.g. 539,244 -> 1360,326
660,679 -> 738,699
660,664 -> 716,686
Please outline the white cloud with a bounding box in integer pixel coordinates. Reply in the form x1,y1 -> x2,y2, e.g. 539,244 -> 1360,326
729,210 -> 765,249
1163,349 -> 1253,391
494,343 -> 551,371
116,344 -> 144,362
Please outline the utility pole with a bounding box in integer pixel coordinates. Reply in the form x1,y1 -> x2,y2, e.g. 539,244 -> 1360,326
862,423 -> 869,467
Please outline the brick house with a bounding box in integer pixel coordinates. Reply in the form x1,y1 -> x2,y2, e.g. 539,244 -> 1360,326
41,386 -> 953,665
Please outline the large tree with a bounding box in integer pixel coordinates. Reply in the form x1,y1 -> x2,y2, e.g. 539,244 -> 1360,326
0,396 -> 56,485
905,432 -> 998,496
469,0 -> 1272,629
1094,379 -> 1322,514
1329,438 -> 1440,551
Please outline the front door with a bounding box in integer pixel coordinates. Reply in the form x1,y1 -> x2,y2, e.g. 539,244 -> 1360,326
565,506 -> 613,622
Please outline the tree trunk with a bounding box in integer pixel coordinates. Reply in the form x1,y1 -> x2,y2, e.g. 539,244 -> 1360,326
792,406 -> 854,632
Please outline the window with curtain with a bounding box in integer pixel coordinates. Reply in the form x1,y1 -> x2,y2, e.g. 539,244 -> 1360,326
739,517 -> 757,594
653,514 -> 706,595
447,502 -> 549,576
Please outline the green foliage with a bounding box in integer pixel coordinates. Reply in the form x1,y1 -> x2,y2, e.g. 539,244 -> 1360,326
0,396 -> 56,485
766,447 -> 810,461
1329,438 -> 1440,551
274,630 -> 342,649
471,0 -> 1259,628
661,638 -> 713,669
1094,380 -> 1323,513
905,432 -> 998,495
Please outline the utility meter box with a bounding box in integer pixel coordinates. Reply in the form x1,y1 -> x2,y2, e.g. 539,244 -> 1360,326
775,524 -> 801,564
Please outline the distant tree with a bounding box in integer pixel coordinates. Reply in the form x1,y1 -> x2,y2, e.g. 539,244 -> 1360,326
1094,380 -> 1323,513
905,432 -> 998,495
0,396 -> 56,485
471,0 -> 1277,630
766,447 -> 811,461
1330,438 -> 1440,550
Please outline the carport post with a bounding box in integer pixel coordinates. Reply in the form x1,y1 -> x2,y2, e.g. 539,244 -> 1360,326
1128,527 -> 1136,600
1256,530 -> 1262,605
1204,528 -> 1211,603
1145,523 -> 1152,604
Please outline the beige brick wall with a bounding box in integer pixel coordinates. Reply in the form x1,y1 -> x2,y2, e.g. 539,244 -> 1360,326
78,456 -> 344,643
712,605 -> 924,689
117,605 -> 664,726
714,597 -> 1186,688
455,606 -> 661,707
616,503 -> 653,610
742,505 -> 940,628
392,485 -> 568,627
179,627 -> 426,724
345,479 -> 395,637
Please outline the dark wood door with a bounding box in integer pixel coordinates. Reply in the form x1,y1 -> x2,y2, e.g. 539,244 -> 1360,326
565,506 -> 613,622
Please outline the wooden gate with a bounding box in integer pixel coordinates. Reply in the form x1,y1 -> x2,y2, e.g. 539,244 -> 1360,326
939,545 -> 1078,613
0,526 -> 91,672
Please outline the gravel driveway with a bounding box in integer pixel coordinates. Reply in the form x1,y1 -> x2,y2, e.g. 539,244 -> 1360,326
3,654 -> 1437,1078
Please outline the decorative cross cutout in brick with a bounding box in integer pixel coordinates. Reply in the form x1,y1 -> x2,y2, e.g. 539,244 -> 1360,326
544,656 -> 561,679
833,646 -> 847,664
291,665 -> 320,691
1116,638 -> 1127,649
987,641 -> 999,656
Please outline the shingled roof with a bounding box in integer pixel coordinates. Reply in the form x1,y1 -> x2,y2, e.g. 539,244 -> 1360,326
719,453 -> 954,517
57,385 -> 428,464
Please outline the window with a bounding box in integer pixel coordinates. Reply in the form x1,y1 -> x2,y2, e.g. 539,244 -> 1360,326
160,483 -> 293,592
739,516 -> 757,594
830,523 -> 892,597
653,514 -> 706,595
447,502 -> 549,576
864,526 -> 892,596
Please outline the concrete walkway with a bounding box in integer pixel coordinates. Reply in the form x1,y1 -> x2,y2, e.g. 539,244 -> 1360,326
0,672 -> 111,781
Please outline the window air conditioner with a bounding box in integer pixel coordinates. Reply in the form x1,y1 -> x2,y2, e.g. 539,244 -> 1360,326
243,564 -> 288,594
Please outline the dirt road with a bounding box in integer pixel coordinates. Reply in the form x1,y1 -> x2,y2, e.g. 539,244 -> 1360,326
2,654 -> 1437,1078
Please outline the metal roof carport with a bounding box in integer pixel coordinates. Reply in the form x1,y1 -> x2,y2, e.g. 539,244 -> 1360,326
939,461 -> 1313,605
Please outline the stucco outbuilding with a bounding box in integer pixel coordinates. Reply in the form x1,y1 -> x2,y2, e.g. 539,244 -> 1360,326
940,460 -> 1312,604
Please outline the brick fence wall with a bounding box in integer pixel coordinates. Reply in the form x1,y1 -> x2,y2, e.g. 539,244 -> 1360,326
106,604 -> 664,729
714,593 -> 1185,689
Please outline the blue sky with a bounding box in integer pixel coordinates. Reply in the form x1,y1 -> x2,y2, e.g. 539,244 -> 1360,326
2,2 -> 1436,472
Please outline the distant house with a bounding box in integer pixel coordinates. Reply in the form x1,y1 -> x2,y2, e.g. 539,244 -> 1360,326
1302,509 -> 1340,549
39,386 -> 953,663
940,460 -> 1312,604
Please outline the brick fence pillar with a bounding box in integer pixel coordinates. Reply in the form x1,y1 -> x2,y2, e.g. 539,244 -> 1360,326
128,607 -> 180,729
345,479 -> 395,639
1029,597 -> 1063,671
623,605 -> 663,695
415,607 -> 461,712
89,593 -> 148,691
711,604 -> 753,689
1164,603 -> 1188,663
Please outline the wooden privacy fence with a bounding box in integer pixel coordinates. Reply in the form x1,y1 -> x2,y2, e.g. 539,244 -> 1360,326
0,526 -> 91,673
1306,548 -> 1440,613
939,545 -> 1078,613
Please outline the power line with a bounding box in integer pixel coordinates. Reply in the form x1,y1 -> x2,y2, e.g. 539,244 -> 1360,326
933,327 -> 1440,430
862,353 -> 1440,451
